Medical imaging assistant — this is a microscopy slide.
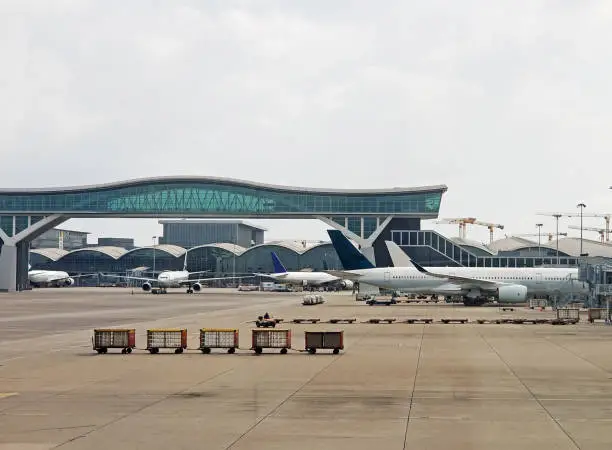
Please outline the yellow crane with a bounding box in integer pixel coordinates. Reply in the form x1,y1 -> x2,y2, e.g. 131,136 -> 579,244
538,212 -> 611,242
568,225 -> 607,243
437,218 -> 504,243
511,232 -> 568,242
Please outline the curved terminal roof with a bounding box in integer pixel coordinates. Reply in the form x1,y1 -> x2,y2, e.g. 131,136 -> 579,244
551,238 -> 612,258
449,237 -> 496,256
189,243 -> 247,255
124,244 -> 187,258
488,236 -> 612,258
31,240 -> 340,264
488,236 -> 557,253
67,246 -> 129,259
0,176 -> 447,218
30,248 -> 70,261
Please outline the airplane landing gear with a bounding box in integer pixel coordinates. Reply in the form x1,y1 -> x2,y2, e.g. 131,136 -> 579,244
186,288 -> 194,294
463,296 -> 486,307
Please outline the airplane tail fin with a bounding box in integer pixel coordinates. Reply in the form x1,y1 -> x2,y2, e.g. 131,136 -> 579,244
327,230 -> 375,270
384,241 -> 414,267
271,252 -> 287,274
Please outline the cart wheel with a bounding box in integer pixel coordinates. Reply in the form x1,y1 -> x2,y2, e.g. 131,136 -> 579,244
227,348 -> 236,354
256,322 -> 261,328
280,348 -> 288,354
255,347 -> 263,354
127,347 -> 132,354
271,323 -> 276,328
149,348 -> 158,354
175,348 -> 184,354
201,347 -> 211,354
308,348 -> 316,354
96,349 -> 104,354
333,348 -> 340,355
121,348 -> 127,354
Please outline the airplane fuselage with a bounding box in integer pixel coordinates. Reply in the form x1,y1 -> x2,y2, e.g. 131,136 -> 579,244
29,270 -> 74,287
267,271 -> 339,286
155,271 -> 191,288
348,266 -> 588,301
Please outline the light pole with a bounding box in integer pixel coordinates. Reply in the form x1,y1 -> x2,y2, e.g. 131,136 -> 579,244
577,203 -> 586,256
552,213 -> 562,263
152,236 -> 158,275
536,223 -> 543,258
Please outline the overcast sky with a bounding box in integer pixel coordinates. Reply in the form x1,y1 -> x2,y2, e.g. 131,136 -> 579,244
2,0 -> 612,246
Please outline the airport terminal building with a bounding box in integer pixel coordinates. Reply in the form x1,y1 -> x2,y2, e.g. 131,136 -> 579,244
3,175 -> 611,291
0,176 -> 446,291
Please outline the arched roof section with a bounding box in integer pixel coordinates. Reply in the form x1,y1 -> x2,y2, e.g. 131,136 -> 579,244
449,237 -> 496,256
0,176 -> 447,218
552,238 -> 612,258
30,248 -> 70,261
488,237 -> 557,253
188,243 -> 246,256
123,244 -> 186,258
301,242 -> 336,256
67,246 -> 128,259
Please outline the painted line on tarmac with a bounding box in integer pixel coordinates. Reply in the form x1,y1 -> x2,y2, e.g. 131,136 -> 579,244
0,392 -> 19,399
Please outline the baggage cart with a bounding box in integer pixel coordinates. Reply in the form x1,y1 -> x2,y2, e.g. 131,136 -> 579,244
147,329 -> 187,354
199,328 -> 239,354
93,328 -> 135,354
556,308 -> 580,321
251,329 -> 291,354
304,331 -> 344,354
587,308 -> 608,323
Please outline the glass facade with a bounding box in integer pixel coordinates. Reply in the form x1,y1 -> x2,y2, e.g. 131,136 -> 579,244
0,179 -> 445,217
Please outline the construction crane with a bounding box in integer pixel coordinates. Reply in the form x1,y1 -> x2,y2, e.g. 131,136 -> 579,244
436,218 -> 504,243
568,225 -> 606,243
511,232 -> 568,242
538,212 -> 611,242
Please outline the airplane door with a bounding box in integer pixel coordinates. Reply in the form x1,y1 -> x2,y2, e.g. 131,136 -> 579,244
535,273 -> 542,284
384,271 -> 391,282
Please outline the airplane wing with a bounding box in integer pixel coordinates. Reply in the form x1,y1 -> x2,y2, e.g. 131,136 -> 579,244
253,273 -> 288,279
61,273 -> 98,279
322,270 -> 362,280
103,274 -> 158,283
179,275 -> 255,286
409,259 -> 504,290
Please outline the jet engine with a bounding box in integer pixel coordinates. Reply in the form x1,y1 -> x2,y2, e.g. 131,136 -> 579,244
63,278 -> 75,286
142,282 -> 152,292
192,282 -> 203,292
340,280 -> 354,289
497,285 -> 528,302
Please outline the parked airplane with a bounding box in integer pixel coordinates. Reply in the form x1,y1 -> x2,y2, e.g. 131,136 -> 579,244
107,254 -> 250,294
28,267 -> 95,288
255,252 -> 354,290
326,230 -> 587,306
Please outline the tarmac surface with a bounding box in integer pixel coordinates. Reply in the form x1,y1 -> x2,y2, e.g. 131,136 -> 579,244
1,288 -> 612,449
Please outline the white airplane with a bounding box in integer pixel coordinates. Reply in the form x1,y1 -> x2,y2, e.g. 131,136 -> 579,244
255,252 -> 353,290
28,265 -> 95,288
106,254 -> 251,294
327,230 -> 588,306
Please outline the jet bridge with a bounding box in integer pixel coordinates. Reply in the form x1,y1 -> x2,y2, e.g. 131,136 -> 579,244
579,258 -> 612,307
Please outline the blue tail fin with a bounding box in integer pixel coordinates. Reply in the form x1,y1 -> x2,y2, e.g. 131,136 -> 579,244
270,252 -> 287,273
327,230 -> 375,270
